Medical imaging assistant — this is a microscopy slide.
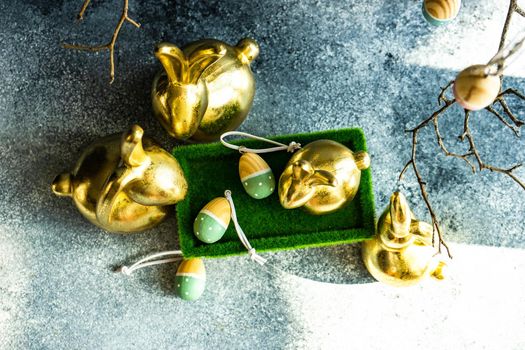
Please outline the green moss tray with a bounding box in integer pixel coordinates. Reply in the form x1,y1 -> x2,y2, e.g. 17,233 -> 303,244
173,128 -> 375,258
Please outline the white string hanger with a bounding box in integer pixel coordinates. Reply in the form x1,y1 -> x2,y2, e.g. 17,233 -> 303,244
114,188 -> 270,275
219,192 -> 332,282
116,250 -> 183,276
486,30 -> 525,76
113,206 -> 331,285
115,190 -> 269,275
224,190 -> 267,265
220,131 -> 301,154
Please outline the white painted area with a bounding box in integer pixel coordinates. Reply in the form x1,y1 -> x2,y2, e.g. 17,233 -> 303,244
278,244 -> 525,350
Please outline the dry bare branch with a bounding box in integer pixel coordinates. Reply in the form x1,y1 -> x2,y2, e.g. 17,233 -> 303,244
400,0 -> 525,257
62,0 -> 141,83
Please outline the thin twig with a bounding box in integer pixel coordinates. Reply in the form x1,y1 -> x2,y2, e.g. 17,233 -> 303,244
497,88 -> 525,127
405,129 -> 452,258
498,97 -> 525,127
485,105 -> 520,136
432,116 -> 476,172
516,5 -> 525,17
399,100 -> 456,258
63,0 -> 141,83
399,100 -> 455,181
77,0 -> 91,20
498,0 -> 517,53
406,100 -> 456,133
462,110 -> 525,190
438,81 -> 454,106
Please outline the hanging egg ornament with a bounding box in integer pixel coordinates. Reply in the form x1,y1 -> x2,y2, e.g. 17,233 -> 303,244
194,197 -> 231,243
175,258 -> 206,301
239,153 -> 275,199
453,64 -> 501,111
422,0 -> 461,26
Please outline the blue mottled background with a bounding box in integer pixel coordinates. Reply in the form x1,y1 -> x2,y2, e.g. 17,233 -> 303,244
1,0 -> 524,349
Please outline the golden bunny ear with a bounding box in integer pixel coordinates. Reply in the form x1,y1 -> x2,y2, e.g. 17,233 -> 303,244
389,192 -> 411,238
292,160 -> 337,187
186,42 -> 227,84
121,125 -> 148,168
154,42 -> 189,83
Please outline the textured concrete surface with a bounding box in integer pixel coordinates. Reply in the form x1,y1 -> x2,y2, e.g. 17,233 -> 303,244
1,0 -> 525,349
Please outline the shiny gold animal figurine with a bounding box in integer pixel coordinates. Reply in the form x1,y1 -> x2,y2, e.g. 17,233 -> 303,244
152,38 -> 259,142
362,192 -> 447,286
52,125 -> 188,232
278,140 -> 370,215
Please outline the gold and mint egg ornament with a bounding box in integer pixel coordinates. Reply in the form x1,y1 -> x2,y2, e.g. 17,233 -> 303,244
239,153 -> 275,199
422,0 -> 460,26
453,65 -> 501,111
175,258 -> 206,301
194,197 -> 231,243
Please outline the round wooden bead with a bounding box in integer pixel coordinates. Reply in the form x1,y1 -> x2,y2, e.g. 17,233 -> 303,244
453,65 -> 501,111
175,258 -> 206,301
239,153 -> 275,199
422,0 -> 461,26
194,197 -> 231,244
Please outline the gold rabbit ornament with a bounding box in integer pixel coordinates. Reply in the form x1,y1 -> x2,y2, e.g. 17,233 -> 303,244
152,38 -> 259,142
52,125 -> 188,233
278,140 -> 370,215
362,192 -> 447,286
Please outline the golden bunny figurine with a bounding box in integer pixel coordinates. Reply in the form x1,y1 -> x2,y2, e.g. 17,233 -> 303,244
51,125 -> 188,233
278,140 -> 370,215
152,38 -> 259,142
362,192 -> 447,286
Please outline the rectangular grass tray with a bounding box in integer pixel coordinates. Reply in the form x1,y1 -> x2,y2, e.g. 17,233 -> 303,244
173,128 -> 375,258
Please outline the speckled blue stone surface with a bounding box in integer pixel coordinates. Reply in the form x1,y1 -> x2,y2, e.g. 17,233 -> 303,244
1,0 -> 524,349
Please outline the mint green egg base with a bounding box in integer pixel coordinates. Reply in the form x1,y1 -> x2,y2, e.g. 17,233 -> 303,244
242,170 -> 275,199
193,212 -> 227,244
175,275 -> 205,301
